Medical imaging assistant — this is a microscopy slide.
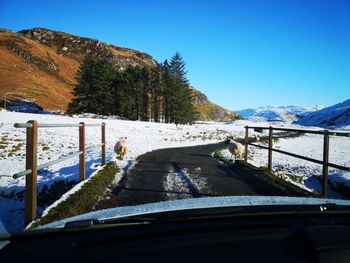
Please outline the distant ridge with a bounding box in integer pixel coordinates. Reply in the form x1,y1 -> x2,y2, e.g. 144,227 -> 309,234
236,105 -> 324,122
295,99 -> 350,129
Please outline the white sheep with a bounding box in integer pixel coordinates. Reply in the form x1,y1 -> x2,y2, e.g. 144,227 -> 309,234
114,137 -> 128,160
254,134 -> 260,142
225,137 -> 246,161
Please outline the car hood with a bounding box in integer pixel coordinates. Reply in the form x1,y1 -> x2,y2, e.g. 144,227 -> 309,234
34,196 -> 350,230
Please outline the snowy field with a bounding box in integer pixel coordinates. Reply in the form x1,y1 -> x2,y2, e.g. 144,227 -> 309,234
220,133 -> 350,198
1,111 -> 349,232
0,111 -> 265,232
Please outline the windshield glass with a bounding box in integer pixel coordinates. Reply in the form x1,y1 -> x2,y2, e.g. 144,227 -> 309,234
0,0 -> 349,234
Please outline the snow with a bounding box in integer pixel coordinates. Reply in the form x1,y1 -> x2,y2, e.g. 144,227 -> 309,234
163,168 -> 192,198
295,99 -> 350,129
163,167 -> 207,199
219,133 -> 350,197
237,105 -> 324,122
1,111 -> 349,233
36,196 -> 350,230
0,111 -> 244,233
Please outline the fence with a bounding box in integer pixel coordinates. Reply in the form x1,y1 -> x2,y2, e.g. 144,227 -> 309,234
13,120 -> 106,225
244,126 -> 350,199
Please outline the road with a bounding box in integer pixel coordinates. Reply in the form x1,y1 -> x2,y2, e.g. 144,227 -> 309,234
96,142 -> 299,210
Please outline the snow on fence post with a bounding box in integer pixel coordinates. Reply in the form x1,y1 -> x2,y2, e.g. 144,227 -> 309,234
268,126 -> 273,173
79,122 -> 86,181
244,126 -> 249,163
25,120 -> 38,225
102,122 -> 106,165
322,130 -> 330,198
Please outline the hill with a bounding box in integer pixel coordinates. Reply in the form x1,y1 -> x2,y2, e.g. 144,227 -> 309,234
0,28 -> 239,121
295,99 -> 350,129
191,87 -> 240,121
0,28 -> 156,111
236,105 -> 324,122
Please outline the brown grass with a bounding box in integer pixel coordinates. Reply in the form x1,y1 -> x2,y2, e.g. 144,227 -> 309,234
194,101 -> 240,121
0,31 -> 80,111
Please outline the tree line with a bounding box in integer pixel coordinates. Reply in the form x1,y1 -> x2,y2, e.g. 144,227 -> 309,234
68,52 -> 198,124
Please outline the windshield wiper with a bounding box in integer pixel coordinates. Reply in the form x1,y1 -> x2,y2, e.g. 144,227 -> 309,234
64,217 -> 157,230
63,203 -> 350,230
65,219 -> 101,229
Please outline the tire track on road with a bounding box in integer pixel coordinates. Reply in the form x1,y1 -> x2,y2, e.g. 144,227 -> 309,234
96,142 -> 280,210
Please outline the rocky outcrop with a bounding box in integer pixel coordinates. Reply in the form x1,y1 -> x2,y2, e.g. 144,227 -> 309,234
18,28 -> 157,68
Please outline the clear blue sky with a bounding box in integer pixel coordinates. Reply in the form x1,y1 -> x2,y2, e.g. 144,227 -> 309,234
1,0 -> 349,110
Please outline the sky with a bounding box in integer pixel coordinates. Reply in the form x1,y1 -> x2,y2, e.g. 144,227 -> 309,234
0,0 -> 349,110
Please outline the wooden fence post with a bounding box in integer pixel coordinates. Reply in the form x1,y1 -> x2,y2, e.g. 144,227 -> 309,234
322,130 -> 329,198
244,126 -> 248,162
25,120 -> 38,225
268,126 -> 273,173
102,123 -> 106,166
79,122 -> 86,181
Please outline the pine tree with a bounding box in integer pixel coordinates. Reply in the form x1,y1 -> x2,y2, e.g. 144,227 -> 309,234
68,55 -> 97,114
150,65 -> 163,122
140,66 -> 150,121
111,69 -> 127,116
168,52 -> 197,124
94,58 -> 116,115
170,52 -> 189,85
68,55 -> 115,115
161,60 -> 175,123
124,66 -> 138,120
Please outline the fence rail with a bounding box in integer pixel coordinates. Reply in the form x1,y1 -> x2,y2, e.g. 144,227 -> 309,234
14,123 -> 102,128
245,126 -> 350,198
13,120 -> 107,225
13,151 -> 83,179
249,126 -> 350,137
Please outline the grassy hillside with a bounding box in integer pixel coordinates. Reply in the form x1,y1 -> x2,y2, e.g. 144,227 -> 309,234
0,28 -> 156,111
0,29 -> 78,110
191,87 -> 241,121
0,28 -> 240,121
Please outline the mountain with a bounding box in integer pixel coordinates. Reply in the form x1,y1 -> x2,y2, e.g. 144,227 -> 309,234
0,28 -> 239,121
295,99 -> 350,128
191,87 -> 241,121
237,105 -> 324,122
0,28 -> 156,111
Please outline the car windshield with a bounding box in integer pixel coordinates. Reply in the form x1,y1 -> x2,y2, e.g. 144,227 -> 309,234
0,0 -> 349,234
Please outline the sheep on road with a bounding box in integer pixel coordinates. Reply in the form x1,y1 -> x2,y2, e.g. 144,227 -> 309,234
225,137 -> 245,161
114,137 -> 128,160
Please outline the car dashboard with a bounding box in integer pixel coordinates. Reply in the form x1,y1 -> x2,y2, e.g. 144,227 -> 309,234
1,210 -> 350,263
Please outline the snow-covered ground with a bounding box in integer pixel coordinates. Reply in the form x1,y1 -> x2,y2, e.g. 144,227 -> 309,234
163,167 -> 206,199
220,133 -> 350,198
1,111 -> 349,233
0,111 -> 258,232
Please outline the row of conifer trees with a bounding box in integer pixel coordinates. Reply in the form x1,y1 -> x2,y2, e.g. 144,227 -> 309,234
68,52 -> 198,124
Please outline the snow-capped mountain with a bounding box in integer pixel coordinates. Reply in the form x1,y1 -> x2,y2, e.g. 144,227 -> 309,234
295,99 -> 350,129
236,105 -> 324,123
